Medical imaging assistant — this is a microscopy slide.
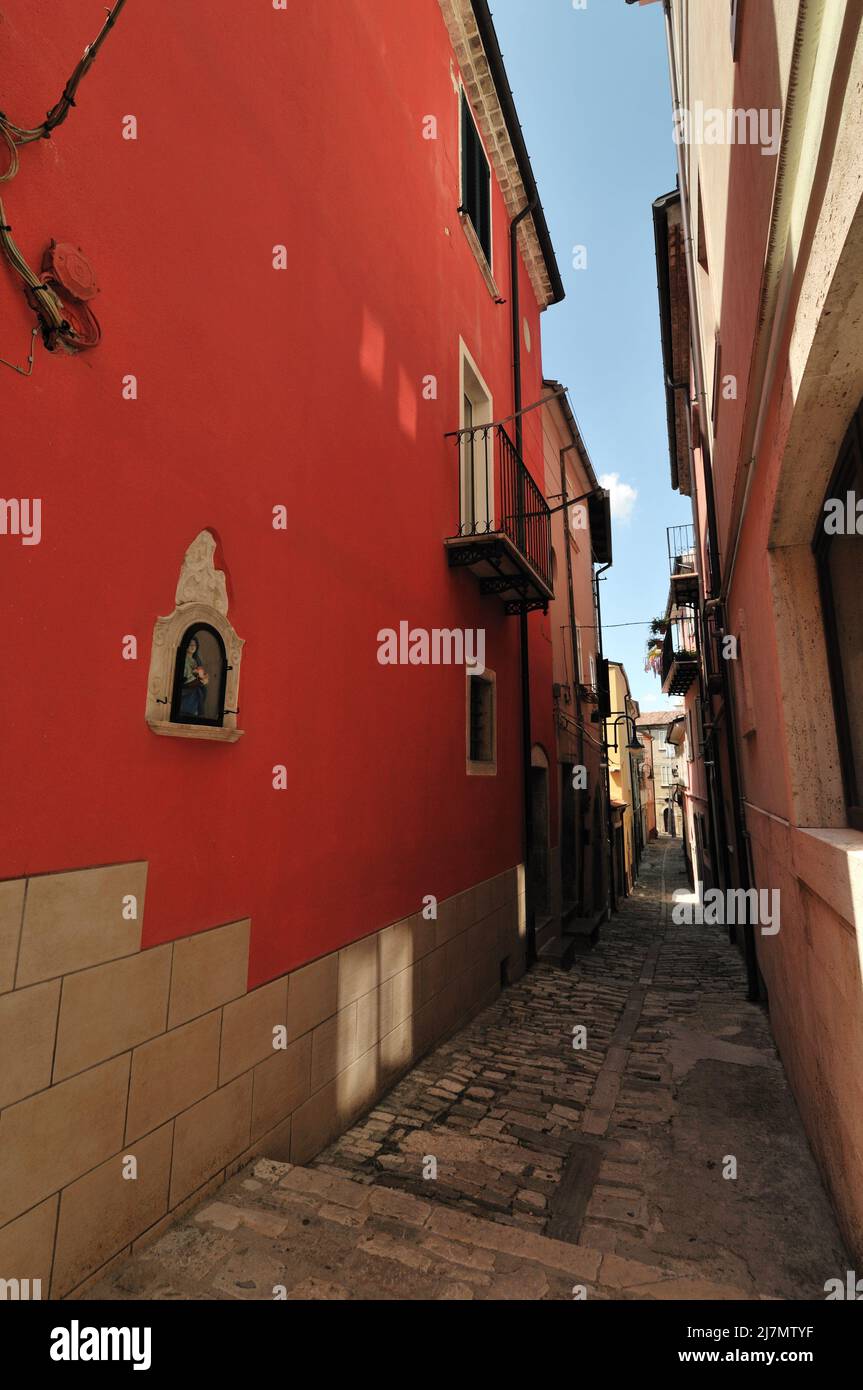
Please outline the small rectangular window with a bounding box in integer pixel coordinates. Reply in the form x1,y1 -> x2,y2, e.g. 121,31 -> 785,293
467,670 -> 496,773
461,93 -> 492,267
697,176 -> 709,274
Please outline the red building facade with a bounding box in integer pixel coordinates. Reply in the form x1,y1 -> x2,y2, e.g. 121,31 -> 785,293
0,0 -> 583,1293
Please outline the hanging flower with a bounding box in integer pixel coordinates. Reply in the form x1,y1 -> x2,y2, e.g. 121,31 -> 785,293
644,642 -> 663,677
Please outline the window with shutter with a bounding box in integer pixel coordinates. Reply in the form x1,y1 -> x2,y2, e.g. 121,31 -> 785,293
467,670 -> 497,774
461,93 -> 492,267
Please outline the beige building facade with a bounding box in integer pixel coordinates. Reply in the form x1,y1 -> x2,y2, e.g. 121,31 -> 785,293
636,712 -> 684,838
605,663 -> 643,901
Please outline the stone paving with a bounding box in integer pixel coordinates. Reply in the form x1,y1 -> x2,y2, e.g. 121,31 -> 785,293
85,837 -> 848,1301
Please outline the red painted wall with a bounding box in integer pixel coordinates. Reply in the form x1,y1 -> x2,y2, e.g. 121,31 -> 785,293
1,0 -> 555,986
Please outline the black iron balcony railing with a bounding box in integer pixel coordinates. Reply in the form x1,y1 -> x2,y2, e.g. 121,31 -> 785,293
667,523 -> 699,605
667,523 -> 696,578
661,620 -> 699,696
447,422 -> 553,601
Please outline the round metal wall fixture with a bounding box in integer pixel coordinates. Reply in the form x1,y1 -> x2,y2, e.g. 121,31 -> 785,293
37,274 -> 101,349
41,241 -> 99,301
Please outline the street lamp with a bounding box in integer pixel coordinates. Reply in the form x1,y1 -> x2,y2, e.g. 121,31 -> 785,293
606,712 -> 643,752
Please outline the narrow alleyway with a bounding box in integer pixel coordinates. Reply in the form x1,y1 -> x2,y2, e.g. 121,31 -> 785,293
86,838 -> 847,1301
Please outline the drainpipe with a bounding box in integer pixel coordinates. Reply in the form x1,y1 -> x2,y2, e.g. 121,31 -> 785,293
661,0 -> 759,999
511,198 -> 538,965
560,442 -> 586,915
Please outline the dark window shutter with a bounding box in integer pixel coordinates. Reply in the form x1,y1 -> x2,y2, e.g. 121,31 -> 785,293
461,93 -> 492,265
597,658 -> 611,718
469,676 -> 493,762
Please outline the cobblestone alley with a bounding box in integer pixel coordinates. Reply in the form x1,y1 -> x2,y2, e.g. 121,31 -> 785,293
86,838 -> 848,1301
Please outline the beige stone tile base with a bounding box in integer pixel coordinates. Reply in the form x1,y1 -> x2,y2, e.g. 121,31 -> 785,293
0,856 -> 524,1299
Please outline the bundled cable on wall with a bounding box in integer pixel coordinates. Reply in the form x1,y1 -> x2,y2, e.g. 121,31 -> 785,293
0,0 -> 128,369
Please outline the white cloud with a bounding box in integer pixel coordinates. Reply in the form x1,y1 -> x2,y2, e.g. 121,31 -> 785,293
599,472 -> 637,524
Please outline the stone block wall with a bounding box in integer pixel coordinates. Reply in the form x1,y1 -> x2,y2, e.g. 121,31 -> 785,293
0,861 -> 526,1297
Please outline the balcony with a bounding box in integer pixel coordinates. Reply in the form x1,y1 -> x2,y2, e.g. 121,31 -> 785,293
667,523 -> 699,604
661,618 -> 698,696
444,422 -> 553,614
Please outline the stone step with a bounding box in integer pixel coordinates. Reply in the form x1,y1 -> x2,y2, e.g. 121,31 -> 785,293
537,932 -> 578,969
534,913 -> 557,953
82,1157 -> 753,1302
562,911 -> 602,953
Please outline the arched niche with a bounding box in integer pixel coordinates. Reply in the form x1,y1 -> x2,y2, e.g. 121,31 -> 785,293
146,531 -> 245,742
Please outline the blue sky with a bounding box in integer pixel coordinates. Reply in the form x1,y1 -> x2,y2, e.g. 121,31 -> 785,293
490,0 -> 691,710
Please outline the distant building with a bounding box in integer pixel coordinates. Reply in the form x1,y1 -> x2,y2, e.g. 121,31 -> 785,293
605,664 -> 643,900
636,712 -> 683,838
638,729 -> 658,843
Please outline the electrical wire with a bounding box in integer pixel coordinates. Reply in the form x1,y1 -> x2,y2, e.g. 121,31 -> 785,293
0,324 -> 38,376
575,620 -> 669,628
1,0 -> 129,144
0,0 -> 129,361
